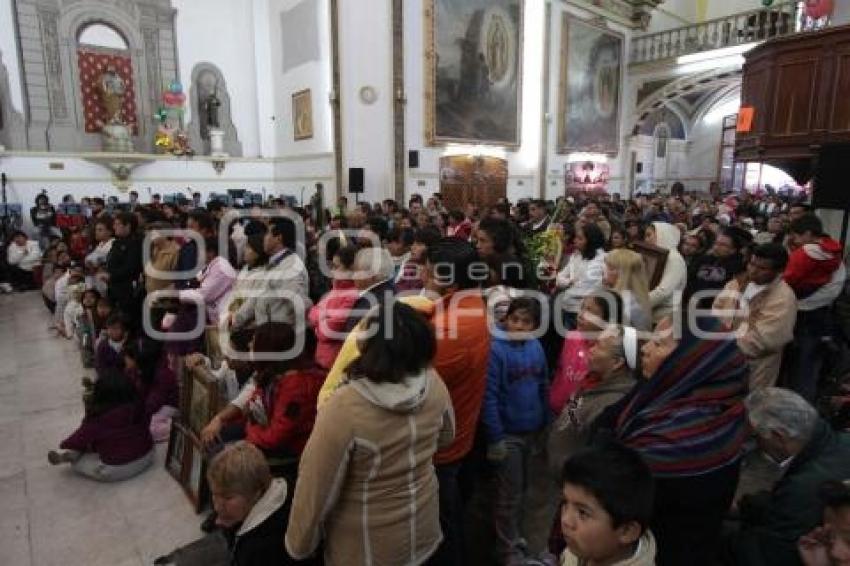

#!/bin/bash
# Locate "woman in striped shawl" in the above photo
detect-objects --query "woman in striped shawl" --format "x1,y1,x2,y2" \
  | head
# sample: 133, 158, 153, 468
599, 315, 748, 566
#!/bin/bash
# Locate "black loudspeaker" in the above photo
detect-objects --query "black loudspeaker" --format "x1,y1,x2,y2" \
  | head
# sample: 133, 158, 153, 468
409, 150, 420, 169
349, 167, 364, 194
635, 162, 643, 174
814, 145, 850, 209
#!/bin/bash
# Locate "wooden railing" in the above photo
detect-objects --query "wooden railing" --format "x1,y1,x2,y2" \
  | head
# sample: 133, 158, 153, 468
631, 2, 805, 65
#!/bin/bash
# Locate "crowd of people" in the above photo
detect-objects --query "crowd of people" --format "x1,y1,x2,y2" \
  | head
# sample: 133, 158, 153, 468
2, 185, 850, 566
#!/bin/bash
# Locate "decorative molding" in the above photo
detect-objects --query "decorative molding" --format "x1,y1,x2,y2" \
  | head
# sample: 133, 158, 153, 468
37, 8, 67, 120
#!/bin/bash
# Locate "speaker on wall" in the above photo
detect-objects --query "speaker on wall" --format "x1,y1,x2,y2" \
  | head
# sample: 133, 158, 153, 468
635, 162, 643, 174
409, 150, 420, 169
349, 167, 364, 194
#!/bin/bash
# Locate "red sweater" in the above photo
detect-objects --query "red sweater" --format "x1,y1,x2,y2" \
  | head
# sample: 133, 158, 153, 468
784, 236, 843, 298
308, 280, 358, 369
245, 368, 325, 456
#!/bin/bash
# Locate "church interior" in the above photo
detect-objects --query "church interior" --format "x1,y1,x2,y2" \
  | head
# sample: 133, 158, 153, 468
2, 0, 850, 565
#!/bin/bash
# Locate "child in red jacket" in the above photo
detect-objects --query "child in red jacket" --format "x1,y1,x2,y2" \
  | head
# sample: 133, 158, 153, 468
784, 214, 843, 299
200, 322, 324, 460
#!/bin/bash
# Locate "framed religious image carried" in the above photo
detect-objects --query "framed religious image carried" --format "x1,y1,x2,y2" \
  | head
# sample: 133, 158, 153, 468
292, 89, 313, 141
187, 367, 219, 438
165, 420, 187, 483
632, 241, 669, 290
166, 422, 208, 512
425, 0, 524, 146
557, 15, 624, 155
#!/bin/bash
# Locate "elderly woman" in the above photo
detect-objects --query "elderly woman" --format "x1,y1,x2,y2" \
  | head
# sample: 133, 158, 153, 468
286, 302, 455, 565
598, 316, 748, 566
547, 324, 636, 476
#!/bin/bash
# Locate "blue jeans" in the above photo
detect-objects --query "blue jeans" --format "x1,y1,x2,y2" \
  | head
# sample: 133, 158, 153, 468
492, 434, 534, 566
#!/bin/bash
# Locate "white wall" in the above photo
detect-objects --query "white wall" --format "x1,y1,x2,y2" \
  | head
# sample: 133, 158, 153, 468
267, 0, 335, 198
172, 0, 263, 157
338, 0, 394, 205
0, 0, 24, 113
643, 0, 697, 34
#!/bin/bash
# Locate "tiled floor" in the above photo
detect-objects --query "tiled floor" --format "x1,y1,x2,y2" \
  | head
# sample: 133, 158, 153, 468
0, 292, 201, 566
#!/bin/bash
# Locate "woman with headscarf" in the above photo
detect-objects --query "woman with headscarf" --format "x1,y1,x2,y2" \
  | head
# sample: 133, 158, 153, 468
596, 316, 748, 566
644, 222, 687, 323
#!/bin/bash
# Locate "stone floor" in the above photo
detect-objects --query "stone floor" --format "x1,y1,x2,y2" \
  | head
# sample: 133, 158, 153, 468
0, 292, 200, 566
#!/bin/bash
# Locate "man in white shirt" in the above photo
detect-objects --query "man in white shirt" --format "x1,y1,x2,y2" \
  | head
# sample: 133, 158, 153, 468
230, 218, 311, 330
6, 230, 41, 291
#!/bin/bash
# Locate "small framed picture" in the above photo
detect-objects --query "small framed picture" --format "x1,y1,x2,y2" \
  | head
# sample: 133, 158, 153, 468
632, 241, 670, 290
165, 420, 187, 482
188, 368, 219, 438
292, 89, 313, 141
165, 422, 208, 513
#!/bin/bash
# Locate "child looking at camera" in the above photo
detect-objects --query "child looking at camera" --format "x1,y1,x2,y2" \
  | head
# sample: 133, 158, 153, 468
559, 442, 657, 566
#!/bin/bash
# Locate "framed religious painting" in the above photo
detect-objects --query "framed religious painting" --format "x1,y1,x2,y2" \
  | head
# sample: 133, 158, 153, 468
557, 15, 624, 155
632, 241, 669, 290
187, 367, 220, 438
165, 420, 187, 483
292, 89, 314, 141
425, 0, 524, 146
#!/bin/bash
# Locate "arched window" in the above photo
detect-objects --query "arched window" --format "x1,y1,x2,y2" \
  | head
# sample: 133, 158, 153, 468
78, 23, 128, 51
655, 124, 670, 159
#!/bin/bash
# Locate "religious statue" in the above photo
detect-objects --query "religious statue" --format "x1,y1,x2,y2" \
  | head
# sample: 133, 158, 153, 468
204, 90, 221, 130
97, 64, 126, 125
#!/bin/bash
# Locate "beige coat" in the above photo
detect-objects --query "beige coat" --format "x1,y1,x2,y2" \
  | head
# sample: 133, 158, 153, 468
712, 277, 797, 390
285, 368, 455, 566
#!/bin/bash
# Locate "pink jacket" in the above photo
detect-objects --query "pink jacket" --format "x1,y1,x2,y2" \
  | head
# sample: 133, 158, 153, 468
179, 256, 237, 324
549, 331, 592, 415
308, 279, 359, 369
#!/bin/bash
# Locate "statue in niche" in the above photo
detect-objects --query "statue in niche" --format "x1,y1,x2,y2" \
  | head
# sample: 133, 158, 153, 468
204, 90, 221, 130
97, 64, 127, 125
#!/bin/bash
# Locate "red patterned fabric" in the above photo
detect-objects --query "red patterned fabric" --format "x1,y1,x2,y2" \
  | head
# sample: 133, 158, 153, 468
77, 49, 138, 134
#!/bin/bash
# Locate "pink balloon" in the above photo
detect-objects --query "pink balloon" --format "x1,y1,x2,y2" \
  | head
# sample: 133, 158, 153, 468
805, 0, 834, 19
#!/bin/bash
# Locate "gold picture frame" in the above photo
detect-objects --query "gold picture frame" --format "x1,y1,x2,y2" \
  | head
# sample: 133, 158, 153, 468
292, 88, 314, 141
424, 0, 524, 147
557, 14, 624, 155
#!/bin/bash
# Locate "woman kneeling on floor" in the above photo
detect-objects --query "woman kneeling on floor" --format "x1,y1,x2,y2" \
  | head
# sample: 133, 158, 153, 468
47, 368, 154, 482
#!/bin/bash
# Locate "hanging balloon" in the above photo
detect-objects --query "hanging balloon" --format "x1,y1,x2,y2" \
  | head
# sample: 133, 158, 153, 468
805, 0, 834, 19
169, 80, 183, 94
761, 0, 774, 6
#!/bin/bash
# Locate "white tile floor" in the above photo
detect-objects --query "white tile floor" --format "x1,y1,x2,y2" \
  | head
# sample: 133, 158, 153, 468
0, 292, 202, 566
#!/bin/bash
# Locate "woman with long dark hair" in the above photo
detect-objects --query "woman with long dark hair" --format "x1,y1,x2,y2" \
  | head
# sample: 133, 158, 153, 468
555, 222, 607, 325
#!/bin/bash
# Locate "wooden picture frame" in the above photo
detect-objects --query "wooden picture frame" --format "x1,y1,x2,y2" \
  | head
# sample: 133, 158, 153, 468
632, 241, 669, 290
424, 0, 524, 147
292, 89, 313, 141
165, 422, 209, 513
557, 14, 624, 155
165, 420, 187, 483
188, 367, 220, 438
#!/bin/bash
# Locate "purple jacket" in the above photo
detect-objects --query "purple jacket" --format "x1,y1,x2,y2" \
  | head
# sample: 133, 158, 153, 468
60, 403, 153, 465
129, 360, 179, 418
95, 338, 124, 375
